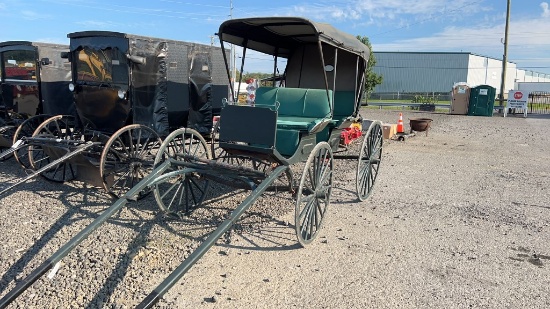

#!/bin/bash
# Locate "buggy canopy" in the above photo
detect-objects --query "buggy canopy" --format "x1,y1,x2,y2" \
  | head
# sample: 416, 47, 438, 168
217, 17, 369, 60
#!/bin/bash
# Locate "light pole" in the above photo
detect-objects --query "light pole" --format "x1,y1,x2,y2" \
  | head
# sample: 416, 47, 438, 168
499, 0, 511, 106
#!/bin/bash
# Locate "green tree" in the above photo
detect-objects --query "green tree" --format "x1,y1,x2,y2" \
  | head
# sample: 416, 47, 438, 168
356, 35, 383, 99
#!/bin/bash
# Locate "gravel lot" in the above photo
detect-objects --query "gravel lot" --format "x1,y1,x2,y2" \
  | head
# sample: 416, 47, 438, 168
0, 108, 549, 308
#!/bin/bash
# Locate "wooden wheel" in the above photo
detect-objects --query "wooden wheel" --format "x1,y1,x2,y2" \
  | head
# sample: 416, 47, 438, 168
13, 114, 52, 169
356, 120, 383, 201
295, 142, 333, 246
28, 115, 80, 182
153, 128, 211, 215
100, 124, 162, 199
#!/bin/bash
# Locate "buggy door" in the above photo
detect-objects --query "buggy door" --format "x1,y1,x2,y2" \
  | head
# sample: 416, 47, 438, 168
0, 47, 40, 118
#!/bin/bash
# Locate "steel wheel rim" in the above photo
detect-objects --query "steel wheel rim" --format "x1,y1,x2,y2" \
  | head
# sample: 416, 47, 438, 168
100, 124, 161, 199
356, 121, 383, 201
154, 128, 211, 214
28, 115, 79, 182
13, 115, 51, 169
295, 142, 333, 246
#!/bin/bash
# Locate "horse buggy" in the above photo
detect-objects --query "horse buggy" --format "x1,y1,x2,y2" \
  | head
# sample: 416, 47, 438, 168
0, 31, 228, 198
0, 41, 73, 166
0, 17, 383, 308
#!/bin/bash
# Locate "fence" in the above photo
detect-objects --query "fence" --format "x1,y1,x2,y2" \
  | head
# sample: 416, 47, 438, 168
529, 92, 550, 114
370, 92, 452, 103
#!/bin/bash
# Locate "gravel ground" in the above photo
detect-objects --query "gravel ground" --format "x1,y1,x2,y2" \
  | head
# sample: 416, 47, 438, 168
0, 108, 549, 308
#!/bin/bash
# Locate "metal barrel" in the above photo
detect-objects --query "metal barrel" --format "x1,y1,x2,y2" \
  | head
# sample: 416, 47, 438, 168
0, 160, 171, 308
136, 165, 288, 309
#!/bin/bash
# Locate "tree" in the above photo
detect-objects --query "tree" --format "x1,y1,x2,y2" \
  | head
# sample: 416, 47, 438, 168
356, 35, 383, 99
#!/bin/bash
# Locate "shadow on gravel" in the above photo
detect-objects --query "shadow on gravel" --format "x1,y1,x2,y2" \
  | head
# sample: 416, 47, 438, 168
0, 184, 113, 295
1, 159, 361, 306
79, 181, 294, 306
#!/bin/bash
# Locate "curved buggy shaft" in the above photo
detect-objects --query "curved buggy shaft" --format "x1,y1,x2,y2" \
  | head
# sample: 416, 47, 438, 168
136, 165, 288, 309
0, 140, 100, 198
0, 160, 171, 308
0, 156, 287, 308
0, 139, 26, 161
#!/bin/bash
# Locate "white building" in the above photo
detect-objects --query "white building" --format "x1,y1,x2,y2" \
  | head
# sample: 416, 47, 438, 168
372, 52, 550, 94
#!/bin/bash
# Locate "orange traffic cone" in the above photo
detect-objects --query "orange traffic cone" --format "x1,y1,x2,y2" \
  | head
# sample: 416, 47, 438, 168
397, 112, 404, 133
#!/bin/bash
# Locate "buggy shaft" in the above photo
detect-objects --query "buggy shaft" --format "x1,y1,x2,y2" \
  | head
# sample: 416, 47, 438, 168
136, 165, 289, 309
0, 142, 100, 198
0, 160, 171, 308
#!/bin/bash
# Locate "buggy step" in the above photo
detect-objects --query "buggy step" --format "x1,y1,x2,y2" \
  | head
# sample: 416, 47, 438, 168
0, 141, 101, 197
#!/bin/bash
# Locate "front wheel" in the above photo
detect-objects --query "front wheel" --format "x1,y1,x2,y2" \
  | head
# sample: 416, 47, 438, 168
100, 124, 162, 199
153, 128, 211, 215
356, 120, 383, 201
295, 142, 333, 246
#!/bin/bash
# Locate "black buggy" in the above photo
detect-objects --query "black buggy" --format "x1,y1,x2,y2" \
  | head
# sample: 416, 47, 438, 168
0, 31, 228, 198
0, 41, 72, 166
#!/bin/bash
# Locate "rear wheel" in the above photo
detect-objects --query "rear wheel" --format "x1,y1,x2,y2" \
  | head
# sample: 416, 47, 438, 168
28, 115, 80, 182
356, 120, 383, 201
13, 114, 52, 169
153, 128, 211, 215
295, 142, 333, 246
100, 124, 162, 199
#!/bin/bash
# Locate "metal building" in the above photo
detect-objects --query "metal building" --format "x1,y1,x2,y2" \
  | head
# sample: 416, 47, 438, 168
372, 51, 550, 95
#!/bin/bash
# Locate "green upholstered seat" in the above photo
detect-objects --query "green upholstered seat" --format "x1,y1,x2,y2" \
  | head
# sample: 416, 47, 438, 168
254, 87, 333, 156
332, 91, 356, 125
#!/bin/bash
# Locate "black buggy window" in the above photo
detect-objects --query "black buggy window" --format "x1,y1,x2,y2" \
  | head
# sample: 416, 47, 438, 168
75, 47, 128, 84
3, 50, 36, 80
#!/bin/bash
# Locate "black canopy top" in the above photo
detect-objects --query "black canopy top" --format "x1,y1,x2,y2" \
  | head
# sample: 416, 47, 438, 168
218, 17, 369, 60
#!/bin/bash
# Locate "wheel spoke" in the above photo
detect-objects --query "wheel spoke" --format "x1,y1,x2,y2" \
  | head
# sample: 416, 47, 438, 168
296, 142, 332, 245
356, 122, 383, 201
153, 128, 210, 213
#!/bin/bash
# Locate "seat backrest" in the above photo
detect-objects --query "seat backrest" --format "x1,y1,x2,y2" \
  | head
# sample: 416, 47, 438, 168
254, 87, 332, 119
275, 88, 308, 117
303, 89, 332, 118
255, 87, 278, 107
333, 91, 356, 118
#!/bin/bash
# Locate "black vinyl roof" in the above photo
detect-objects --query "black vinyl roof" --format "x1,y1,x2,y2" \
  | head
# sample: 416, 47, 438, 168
0, 41, 32, 48
218, 17, 369, 59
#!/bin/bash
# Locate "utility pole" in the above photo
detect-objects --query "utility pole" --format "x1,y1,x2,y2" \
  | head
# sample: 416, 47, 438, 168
499, 0, 511, 106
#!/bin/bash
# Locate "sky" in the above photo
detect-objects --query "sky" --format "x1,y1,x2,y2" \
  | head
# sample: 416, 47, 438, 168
1, 0, 549, 74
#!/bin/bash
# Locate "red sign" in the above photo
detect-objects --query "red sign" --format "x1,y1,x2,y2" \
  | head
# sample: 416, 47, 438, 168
514, 92, 523, 100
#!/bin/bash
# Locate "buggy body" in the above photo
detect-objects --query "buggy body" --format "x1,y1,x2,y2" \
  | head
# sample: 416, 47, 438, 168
0, 41, 72, 149
216, 17, 372, 162
66, 31, 229, 137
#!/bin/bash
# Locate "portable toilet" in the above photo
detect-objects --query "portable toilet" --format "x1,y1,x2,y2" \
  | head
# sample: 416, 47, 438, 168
450, 82, 470, 115
468, 85, 496, 117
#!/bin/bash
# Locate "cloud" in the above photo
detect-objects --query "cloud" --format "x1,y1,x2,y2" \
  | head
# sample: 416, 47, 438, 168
542, 2, 550, 17
75, 20, 119, 29
371, 16, 550, 72
21, 10, 50, 20
289, 0, 489, 24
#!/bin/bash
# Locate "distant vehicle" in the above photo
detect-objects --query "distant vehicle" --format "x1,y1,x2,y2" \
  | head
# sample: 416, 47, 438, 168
0, 41, 73, 164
